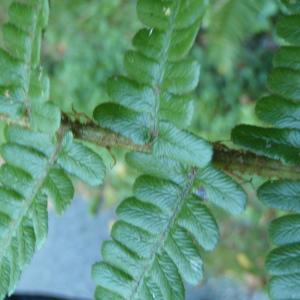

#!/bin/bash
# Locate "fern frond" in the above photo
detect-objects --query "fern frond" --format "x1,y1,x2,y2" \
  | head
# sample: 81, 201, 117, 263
231, 3, 300, 299
92, 1, 247, 299
0, 1, 108, 297
0, 125, 105, 299
93, 174, 217, 299
93, 0, 207, 142
93, 153, 246, 300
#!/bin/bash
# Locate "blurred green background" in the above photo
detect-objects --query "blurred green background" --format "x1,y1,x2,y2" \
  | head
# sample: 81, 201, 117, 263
0, 0, 283, 293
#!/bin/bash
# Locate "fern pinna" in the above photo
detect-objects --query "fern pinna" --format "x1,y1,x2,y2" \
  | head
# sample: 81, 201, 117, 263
0, 1, 106, 298
92, 1, 246, 299
232, 2, 300, 299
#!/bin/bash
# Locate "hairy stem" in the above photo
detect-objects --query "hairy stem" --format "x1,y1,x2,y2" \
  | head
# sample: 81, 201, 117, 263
71, 120, 300, 180
212, 143, 300, 180
2, 113, 299, 180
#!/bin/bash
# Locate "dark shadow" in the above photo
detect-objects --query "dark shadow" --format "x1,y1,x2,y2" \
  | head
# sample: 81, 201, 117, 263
6, 295, 88, 300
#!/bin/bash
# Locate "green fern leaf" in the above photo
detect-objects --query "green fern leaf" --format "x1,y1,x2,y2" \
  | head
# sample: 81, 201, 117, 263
93, 0, 207, 145
0, 0, 48, 119
57, 132, 106, 186
232, 125, 300, 164
269, 214, 300, 246
269, 274, 300, 300
0, 125, 105, 299
93, 173, 218, 300
231, 4, 300, 299
44, 168, 74, 215
258, 180, 300, 212
0, 1, 109, 297
266, 243, 300, 276
277, 14, 300, 45
196, 166, 247, 215
256, 95, 300, 129
93, 150, 248, 299
126, 152, 187, 184
154, 121, 212, 167
92, 1, 248, 299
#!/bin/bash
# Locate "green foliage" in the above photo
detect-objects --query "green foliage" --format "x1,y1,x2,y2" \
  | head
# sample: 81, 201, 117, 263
93, 152, 246, 299
0, 0, 291, 299
92, 1, 246, 299
206, 0, 276, 74
0, 125, 105, 299
45, 0, 138, 117
93, 0, 207, 141
231, 3, 300, 299
0, 1, 106, 298
197, 166, 246, 215
0, 0, 60, 133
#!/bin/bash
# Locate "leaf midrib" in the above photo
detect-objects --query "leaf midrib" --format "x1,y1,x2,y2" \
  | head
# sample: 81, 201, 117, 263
128, 168, 197, 299
150, 1, 180, 138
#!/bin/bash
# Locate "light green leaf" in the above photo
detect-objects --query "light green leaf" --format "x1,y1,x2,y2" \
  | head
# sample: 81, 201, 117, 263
5, 125, 54, 157
274, 46, 300, 71
154, 121, 212, 168
269, 214, 300, 246
256, 95, 300, 129
160, 93, 194, 128
93, 174, 218, 299
107, 76, 155, 113
258, 180, 300, 212
30, 192, 48, 247
126, 152, 186, 184
30, 102, 61, 134
178, 195, 219, 250
266, 243, 300, 276
93, 103, 152, 145
44, 168, 74, 214
269, 274, 300, 300
58, 132, 106, 186
162, 60, 200, 95
268, 68, 300, 102
196, 165, 247, 215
